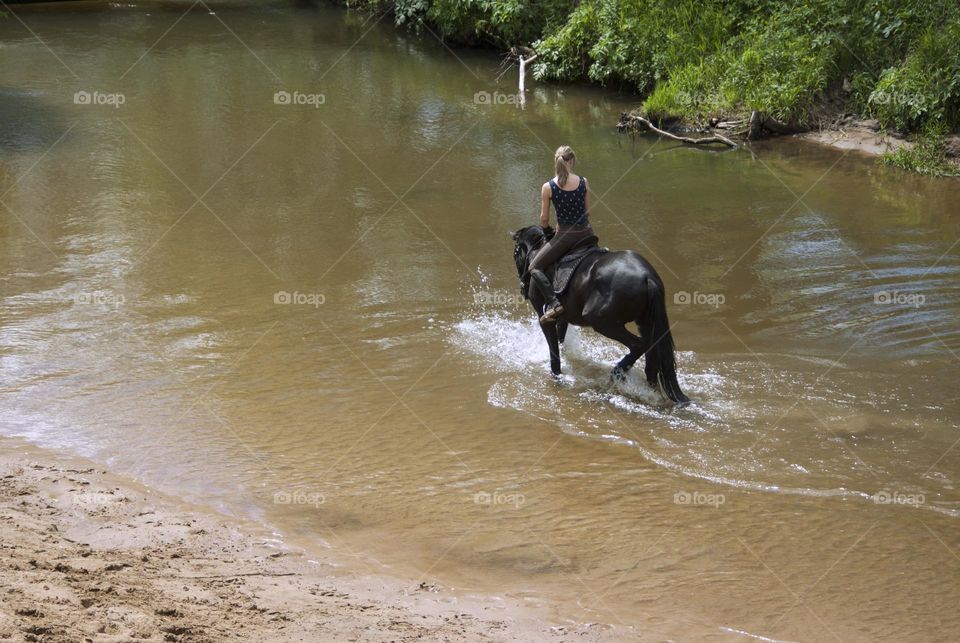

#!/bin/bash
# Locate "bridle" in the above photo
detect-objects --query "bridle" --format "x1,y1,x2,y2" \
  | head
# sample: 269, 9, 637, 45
513, 241, 529, 277
513, 227, 546, 299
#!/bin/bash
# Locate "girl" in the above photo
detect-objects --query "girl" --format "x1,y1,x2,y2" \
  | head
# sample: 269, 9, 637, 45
527, 145, 597, 323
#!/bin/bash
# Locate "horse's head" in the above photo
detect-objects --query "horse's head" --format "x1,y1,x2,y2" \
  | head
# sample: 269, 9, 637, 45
511, 225, 553, 278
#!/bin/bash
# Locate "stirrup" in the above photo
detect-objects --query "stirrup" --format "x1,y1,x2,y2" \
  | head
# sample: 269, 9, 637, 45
539, 304, 564, 324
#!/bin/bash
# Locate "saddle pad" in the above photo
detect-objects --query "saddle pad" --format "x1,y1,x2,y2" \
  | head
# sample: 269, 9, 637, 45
552, 246, 608, 295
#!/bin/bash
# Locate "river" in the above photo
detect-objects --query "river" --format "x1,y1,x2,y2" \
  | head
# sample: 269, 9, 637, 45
2, 2, 959, 640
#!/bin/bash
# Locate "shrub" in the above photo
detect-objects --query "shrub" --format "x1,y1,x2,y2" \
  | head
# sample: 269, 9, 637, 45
532, 2, 603, 83
869, 23, 960, 131
880, 123, 960, 177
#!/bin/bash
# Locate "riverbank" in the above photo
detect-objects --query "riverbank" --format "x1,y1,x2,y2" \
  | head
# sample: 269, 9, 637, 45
795, 117, 910, 156
617, 109, 960, 172
0, 438, 618, 642
336, 0, 959, 175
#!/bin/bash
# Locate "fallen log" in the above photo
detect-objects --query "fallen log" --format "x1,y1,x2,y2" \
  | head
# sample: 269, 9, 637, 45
747, 110, 806, 139
618, 114, 738, 149
714, 119, 745, 129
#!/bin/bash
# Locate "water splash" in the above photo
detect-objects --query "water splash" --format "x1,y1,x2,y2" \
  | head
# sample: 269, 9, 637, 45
451, 310, 960, 518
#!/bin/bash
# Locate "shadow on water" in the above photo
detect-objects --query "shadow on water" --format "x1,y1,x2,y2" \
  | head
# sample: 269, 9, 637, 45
0, 89, 73, 155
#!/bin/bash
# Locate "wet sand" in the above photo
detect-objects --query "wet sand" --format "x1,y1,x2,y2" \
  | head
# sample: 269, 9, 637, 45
796, 119, 910, 156
0, 438, 619, 642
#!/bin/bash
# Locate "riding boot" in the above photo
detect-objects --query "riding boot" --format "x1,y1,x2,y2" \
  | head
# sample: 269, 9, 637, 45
529, 269, 564, 324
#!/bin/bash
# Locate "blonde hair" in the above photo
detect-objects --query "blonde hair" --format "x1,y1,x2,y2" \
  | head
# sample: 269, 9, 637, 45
554, 145, 576, 188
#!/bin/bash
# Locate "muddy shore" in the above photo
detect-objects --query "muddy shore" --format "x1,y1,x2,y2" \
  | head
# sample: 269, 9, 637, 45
793, 118, 913, 156
0, 438, 620, 642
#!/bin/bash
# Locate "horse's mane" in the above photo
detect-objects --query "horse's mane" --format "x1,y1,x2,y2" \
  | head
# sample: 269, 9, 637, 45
512, 225, 553, 249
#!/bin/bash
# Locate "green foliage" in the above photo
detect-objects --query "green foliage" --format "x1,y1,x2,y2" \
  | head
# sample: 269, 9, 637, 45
534, 0, 735, 91
376, 0, 572, 47
868, 23, 960, 131
643, 56, 734, 123
880, 123, 960, 177
721, 22, 829, 123
392, 0, 429, 27
532, 2, 602, 83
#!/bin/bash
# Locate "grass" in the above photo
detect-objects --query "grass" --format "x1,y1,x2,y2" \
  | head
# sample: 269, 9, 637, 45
880, 124, 960, 177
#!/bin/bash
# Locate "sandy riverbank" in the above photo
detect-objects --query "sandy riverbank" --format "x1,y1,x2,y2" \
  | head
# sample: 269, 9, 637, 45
774, 120, 912, 157
0, 439, 619, 642
794, 118, 911, 156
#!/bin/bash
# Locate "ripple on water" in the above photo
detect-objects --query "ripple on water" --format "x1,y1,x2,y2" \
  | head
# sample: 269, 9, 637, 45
452, 310, 960, 518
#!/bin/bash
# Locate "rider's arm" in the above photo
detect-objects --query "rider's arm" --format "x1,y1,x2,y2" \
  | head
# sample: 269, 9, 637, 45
539, 183, 551, 228
584, 177, 591, 218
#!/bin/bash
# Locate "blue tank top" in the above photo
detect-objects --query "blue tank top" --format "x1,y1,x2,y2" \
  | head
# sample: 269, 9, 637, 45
549, 176, 588, 226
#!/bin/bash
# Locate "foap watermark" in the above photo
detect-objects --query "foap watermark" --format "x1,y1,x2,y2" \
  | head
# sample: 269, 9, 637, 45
874, 290, 925, 308
869, 89, 924, 107
674, 290, 725, 308
71, 491, 124, 510
273, 489, 325, 508
473, 90, 522, 106
674, 490, 725, 508
473, 290, 525, 306
74, 90, 126, 108
274, 291, 325, 308
873, 489, 925, 507
674, 90, 716, 105
273, 90, 325, 108
473, 490, 525, 509
72, 291, 125, 308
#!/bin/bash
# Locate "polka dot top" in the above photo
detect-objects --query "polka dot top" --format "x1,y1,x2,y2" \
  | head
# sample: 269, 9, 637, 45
549, 176, 588, 227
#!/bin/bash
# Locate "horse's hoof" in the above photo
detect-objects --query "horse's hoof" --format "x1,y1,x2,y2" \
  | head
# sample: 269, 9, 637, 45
611, 366, 627, 382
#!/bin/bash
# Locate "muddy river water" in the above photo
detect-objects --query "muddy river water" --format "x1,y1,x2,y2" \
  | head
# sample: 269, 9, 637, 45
2, 2, 959, 639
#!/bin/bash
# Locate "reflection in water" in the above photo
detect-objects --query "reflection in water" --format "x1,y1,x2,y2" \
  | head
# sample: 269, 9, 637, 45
1, 2, 959, 639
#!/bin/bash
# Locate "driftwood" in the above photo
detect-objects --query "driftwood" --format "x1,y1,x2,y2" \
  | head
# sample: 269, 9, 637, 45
618, 114, 738, 148
495, 47, 538, 109
747, 110, 805, 138
518, 53, 537, 108
713, 119, 745, 130
619, 110, 809, 144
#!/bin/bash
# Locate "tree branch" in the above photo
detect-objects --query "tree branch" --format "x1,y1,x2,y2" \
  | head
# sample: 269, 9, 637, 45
618, 114, 738, 148
518, 54, 537, 108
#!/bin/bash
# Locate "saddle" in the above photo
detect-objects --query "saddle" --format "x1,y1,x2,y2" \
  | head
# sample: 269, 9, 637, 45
549, 236, 608, 296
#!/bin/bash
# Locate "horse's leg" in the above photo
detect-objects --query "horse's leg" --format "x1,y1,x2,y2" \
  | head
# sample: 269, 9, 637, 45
528, 293, 563, 375
644, 353, 658, 389
557, 319, 569, 345
594, 324, 645, 381
541, 322, 562, 375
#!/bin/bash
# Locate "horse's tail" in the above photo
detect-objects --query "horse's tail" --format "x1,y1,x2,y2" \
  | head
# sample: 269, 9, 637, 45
640, 277, 690, 406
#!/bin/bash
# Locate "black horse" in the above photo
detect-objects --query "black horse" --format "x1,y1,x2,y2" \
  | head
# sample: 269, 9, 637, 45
512, 226, 689, 405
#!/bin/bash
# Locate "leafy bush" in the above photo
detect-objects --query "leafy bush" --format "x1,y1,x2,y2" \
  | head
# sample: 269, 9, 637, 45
642, 56, 734, 123
720, 22, 830, 123
535, 0, 735, 92
532, 2, 602, 83
880, 123, 960, 177
869, 23, 960, 130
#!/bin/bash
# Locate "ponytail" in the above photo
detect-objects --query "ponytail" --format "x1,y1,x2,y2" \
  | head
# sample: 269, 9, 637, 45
554, 145, 575, 187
